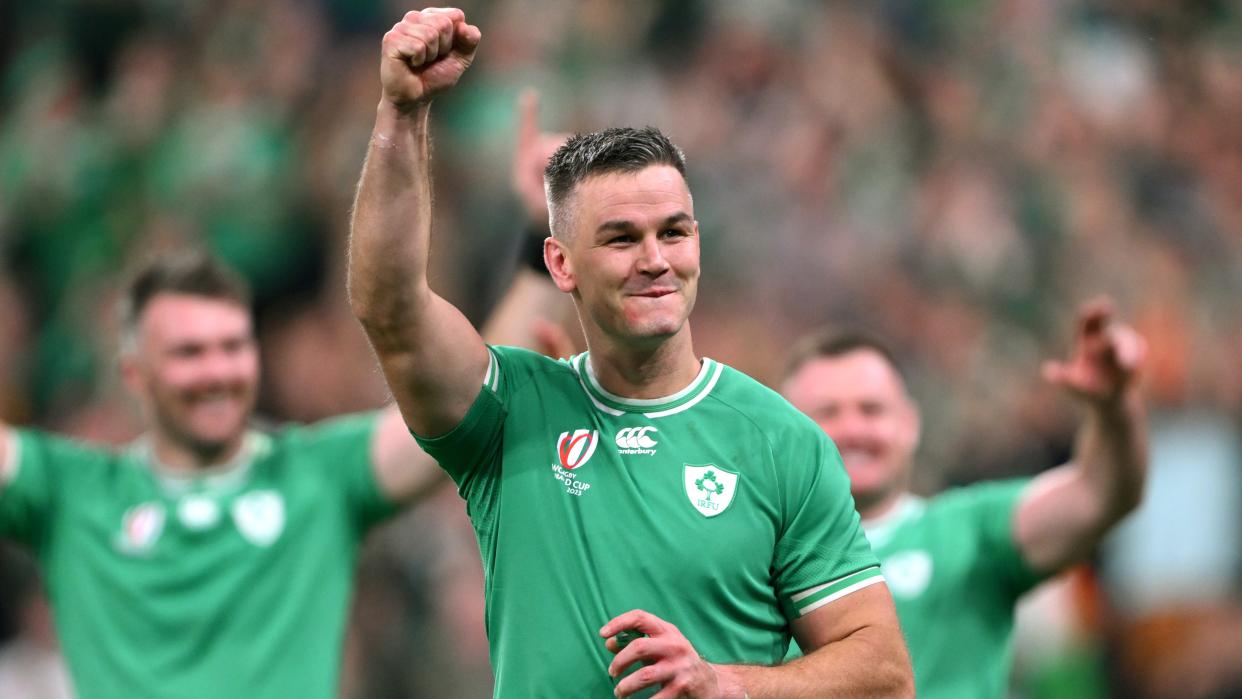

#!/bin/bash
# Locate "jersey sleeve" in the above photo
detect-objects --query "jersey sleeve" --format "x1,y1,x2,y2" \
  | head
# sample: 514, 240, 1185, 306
292, 412, 398, 532
961, 478, 1050, 596
0, 429, 102, 550
413, 346, 542, 502
772, 429, 883, 621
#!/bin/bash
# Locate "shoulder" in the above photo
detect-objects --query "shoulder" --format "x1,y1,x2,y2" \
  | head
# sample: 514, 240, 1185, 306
706, 363, 827, 446
489, 345, 576, 391
12, 428, 116, 468
491, 345, 573, 375
256, 413, 380, 465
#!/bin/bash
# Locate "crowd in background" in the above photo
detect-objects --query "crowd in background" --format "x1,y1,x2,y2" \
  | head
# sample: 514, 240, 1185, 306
1, 0, 1239, 697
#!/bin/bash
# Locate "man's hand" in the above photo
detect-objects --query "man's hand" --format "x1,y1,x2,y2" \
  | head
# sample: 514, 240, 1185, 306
380, 8, 481, 113
1041, 297, 1146, 407
601, 610, 746, 699
512, 89, 571, 223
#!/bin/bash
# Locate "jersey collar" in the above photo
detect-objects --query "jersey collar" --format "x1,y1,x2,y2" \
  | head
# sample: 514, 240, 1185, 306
132, 430, 272, 496
571, 352, 723, 418
861, 494, 925, 549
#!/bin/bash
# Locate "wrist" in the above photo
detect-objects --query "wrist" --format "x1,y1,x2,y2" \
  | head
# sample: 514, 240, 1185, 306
375, 100, 430, 129
1089, 384, 1144, 418
518, 224, 551, 277
711, 664, 750, 699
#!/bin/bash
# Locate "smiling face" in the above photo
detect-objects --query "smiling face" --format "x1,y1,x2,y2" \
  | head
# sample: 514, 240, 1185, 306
546, 165, 700, 347
781, 348, 921, 516
121, 293, 259, 461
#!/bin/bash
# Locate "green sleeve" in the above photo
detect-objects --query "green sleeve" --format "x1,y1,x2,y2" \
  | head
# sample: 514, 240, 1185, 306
772, 428, 882, 621
292, 412, 398, 532
0, 429, 103, 550
965, 478, 1050, 597
413, 346, 544, 503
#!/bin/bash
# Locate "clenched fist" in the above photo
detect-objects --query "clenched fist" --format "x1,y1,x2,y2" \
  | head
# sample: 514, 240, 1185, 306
381, 8, 481, 113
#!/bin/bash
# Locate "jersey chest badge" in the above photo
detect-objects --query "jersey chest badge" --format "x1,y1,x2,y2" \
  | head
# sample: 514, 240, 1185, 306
882, 550, 934, 599
683, 464, 739, 517
232, 490, 286, 547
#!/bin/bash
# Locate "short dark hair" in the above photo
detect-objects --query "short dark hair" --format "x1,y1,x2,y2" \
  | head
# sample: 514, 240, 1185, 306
783, 330, 909, 386
544, 126, 688, 237
118, 249, 251, 351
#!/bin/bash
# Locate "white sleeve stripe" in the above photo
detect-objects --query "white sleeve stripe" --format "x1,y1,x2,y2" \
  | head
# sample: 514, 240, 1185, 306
1, 431, 20, 486
797, 576, 885, 616
791, 566, 880, 603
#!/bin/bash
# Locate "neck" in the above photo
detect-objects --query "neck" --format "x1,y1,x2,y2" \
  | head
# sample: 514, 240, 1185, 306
585, 327, 700, 399
149, 430, 246, 475
857, 488, 909, 523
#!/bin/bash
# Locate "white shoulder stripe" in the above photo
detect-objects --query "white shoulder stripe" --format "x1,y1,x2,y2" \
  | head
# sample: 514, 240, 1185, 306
1, 431, 20, 486
483, 348, 499, 392
798, 576, 885, 616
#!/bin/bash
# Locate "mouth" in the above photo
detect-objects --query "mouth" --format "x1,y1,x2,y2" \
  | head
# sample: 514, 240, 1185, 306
838, 446, 880, 468
629, 288, 677, 298
186, 389, 245, 415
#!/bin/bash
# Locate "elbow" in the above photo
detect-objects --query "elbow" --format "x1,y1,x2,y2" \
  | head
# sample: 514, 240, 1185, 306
860, 630, 914, 699
1119, 478, 1146, 517
1108, 459, 1149, 522
886, 650, 915, 699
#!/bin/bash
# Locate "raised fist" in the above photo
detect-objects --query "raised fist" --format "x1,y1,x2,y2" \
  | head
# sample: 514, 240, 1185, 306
380, 8, 481, 112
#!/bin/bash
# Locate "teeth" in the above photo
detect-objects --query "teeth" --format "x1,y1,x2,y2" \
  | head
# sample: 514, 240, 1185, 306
839, 448, 873, 463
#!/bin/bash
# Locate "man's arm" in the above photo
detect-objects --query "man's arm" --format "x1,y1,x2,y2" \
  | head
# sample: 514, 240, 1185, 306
1014, 298, 1149, 572
348, 8, 487, 438
601, 586, 913, 698
365, 86, 575, 503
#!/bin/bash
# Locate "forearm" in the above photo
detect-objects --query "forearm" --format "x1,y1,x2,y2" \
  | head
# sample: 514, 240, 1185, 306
719, 626, 912, 699
1018, 386, 1149, 570
1074, 386, 1148, 522
348, 102, 435, 347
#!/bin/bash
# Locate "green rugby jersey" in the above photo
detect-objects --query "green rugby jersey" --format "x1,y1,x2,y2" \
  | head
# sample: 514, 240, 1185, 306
0, 413, 396, 699
787, 479, 1049, 698
415, 346, 881, 698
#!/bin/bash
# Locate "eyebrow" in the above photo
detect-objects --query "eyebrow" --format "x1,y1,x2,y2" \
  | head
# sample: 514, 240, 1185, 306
596, 212, 693, 236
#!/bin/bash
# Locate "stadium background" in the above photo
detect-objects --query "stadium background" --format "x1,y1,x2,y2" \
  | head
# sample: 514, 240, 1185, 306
0, 0, 1239, 696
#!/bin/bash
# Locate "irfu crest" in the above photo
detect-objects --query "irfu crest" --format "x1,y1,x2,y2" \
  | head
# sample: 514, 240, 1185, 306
683, 464, 739, 517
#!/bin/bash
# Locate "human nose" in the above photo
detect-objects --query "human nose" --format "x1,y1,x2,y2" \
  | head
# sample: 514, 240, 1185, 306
824, 411, 864, 443
635, 235, 670, 276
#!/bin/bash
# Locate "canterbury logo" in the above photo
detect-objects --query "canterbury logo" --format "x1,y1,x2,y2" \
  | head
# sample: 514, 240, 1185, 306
557, 429, 599, 470
615, 426, 658, 455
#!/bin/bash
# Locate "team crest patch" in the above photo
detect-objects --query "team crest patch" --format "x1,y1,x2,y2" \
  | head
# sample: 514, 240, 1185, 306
882, 550, 934, 599
683, 464, 739, 517
117, 502, 165, 553
232, 490, 285, 547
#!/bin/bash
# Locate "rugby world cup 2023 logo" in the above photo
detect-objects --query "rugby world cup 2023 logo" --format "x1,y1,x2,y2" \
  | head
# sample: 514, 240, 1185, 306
553, 429, 598, 497
556, 429, 599, 470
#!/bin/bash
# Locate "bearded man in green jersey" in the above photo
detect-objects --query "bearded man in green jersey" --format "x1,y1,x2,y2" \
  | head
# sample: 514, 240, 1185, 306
0, 250, 444, 698
348, 8, 913, 698
0, 236, 563, 693
780, 300, 1149, 698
